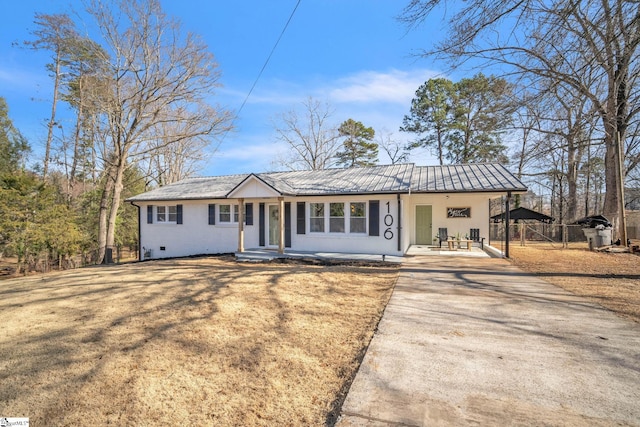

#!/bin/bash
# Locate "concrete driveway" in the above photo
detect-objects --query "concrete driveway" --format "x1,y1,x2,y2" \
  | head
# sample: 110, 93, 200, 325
337, 255, 640, 426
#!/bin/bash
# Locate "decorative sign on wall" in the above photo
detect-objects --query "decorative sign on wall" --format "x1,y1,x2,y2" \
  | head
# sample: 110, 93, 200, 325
447, 207, 471, 218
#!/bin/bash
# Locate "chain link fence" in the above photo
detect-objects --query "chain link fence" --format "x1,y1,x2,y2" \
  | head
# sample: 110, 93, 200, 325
489, 223, 593, 249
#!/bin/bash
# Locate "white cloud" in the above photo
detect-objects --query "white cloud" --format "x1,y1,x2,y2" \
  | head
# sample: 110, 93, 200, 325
227, 68, 441, 108
208, 67, 445, 175
328, 68, 440, 105
206, 132, 282, 175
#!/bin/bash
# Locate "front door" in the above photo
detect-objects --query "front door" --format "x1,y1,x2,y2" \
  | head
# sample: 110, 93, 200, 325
268, 204, 280, 247
415, 205, 433, 245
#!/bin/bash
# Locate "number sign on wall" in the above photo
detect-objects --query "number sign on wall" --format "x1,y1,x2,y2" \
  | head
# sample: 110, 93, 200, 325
384, 201, 394, 240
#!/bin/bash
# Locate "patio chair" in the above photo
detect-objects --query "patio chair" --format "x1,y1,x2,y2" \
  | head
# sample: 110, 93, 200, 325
470, 228, 485, 249
438, 228, 448, 248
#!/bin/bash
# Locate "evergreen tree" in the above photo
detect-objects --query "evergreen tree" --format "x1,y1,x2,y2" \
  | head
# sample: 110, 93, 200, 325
447, 74, 512, 164
24, 13, 80, 179
402, 74, 512, 164
335, 119, 378, 167
401, 78, 454, 165
0, 172, 84, 273
0, 97, 30, 175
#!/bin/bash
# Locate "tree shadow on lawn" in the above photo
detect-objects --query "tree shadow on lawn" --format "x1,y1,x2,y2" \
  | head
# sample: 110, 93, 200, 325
0, 257, 397, 426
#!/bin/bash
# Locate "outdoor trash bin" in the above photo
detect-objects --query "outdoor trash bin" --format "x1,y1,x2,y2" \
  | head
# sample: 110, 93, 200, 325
597, 228, 612, 246
583, 226, 612, 248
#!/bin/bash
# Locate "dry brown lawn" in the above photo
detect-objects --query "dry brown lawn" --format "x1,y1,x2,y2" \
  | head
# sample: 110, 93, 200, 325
0, 256, 398, 426
508, 242, 640, 323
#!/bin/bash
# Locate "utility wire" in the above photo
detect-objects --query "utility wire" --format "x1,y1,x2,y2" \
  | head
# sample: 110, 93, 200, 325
219, 0, 302, 145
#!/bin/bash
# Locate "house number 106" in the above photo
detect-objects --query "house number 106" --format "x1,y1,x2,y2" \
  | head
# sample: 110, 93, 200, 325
384, 201, 394, 240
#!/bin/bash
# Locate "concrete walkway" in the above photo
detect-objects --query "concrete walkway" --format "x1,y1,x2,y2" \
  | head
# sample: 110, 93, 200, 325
337, 255, 640, 426
235, 248, 404, 263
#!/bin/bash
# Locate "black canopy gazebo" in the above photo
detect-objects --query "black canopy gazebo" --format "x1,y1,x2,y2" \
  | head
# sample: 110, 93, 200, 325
491, 207, 554, 224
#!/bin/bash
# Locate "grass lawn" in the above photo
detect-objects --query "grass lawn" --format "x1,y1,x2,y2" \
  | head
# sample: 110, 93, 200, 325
508, 243, 640, 323
0, 256, 398, 426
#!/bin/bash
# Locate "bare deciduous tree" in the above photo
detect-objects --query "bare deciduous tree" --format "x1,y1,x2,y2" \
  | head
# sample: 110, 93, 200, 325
143, 116, 212, 186
377, 130, 410, 164
272, 97, 340, 171
88, 0, 232, 262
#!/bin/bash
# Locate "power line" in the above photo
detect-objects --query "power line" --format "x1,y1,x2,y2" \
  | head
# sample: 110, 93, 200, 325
219, 0, 302, 145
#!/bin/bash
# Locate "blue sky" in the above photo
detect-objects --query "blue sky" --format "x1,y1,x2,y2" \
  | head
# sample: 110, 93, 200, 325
0, 0, 457, 176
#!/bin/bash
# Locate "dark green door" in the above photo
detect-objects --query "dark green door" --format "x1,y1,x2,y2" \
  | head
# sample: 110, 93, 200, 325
415, 205, 432, 245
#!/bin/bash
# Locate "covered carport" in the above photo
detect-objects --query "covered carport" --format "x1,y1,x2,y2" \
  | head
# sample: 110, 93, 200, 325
490, 207, 555, 255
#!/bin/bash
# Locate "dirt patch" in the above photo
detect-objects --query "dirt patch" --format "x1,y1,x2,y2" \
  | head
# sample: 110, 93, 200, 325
508, 242, 640, 323
0, 256, 398, 425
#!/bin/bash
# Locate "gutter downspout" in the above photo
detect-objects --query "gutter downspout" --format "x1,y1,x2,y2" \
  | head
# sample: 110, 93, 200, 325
397, 193, 402, 252
129, 201, 142, 261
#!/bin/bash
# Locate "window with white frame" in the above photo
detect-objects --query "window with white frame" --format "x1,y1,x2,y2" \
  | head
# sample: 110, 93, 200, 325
329, 202, 345, 233
350, 202, 366, 233
308, 201, 369, 234
310, 203, 325, 232
157, 205, 177, 223
219, 204, 239, 223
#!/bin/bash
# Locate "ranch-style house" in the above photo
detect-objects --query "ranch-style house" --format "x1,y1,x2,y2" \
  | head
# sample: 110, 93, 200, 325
126, 163, 527, 259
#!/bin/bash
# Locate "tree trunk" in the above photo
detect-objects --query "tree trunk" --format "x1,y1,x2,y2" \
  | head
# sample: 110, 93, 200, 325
566, 137, 580, 222
585, 140, 591, 217
97, 167, 115, 264
602, 52, 630, 241
602, 120, 622, 236
69, 77, 84, 199
105, 161, 125, 256
603, 142, 623, 237
43, 47, 62, 180
437, 130, 444, 165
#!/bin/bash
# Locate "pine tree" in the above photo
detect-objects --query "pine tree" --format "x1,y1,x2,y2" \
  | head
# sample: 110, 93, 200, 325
335, 119, 378, 167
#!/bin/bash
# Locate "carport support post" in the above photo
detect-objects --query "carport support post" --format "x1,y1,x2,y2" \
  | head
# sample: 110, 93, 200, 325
238, 198, 245, 253
505, 192, 511, 258
278, 197, 285, 254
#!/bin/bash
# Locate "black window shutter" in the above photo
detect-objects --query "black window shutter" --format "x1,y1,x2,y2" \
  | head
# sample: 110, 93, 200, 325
296, 202, 305, 234
208, 204, 216, 225
245, 203, 254, 225
147, 205, 153, 224
259, 203, 265, 246
369, 200, 379, 236
285, 202, 292, 248
176, 204, 183, 224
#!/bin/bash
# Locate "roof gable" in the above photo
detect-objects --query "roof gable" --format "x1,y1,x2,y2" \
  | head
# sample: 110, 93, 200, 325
226, 174, 283, 198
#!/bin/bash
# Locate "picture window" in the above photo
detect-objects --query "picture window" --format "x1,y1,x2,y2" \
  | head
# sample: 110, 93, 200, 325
329, 202, 345, 233
350, 202, 366, 233
310, 203, 325, 233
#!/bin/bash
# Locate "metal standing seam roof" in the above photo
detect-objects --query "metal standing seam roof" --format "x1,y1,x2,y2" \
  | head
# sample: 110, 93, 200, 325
259, 163, 414, 195
126, 174, 247, 201
126, 163, 526, 202
411, 164, 527, 193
